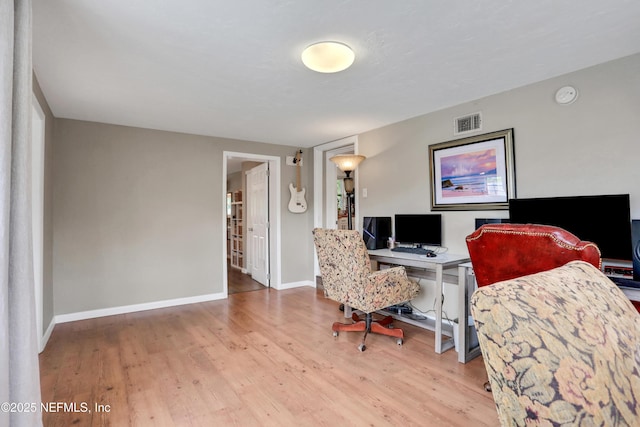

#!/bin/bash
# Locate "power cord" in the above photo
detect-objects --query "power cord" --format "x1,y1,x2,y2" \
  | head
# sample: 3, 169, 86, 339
432, 246, 449, 255
407, 278, 455, 324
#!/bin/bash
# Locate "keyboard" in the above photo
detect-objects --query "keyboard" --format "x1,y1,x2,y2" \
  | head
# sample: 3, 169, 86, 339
391, 246, 435, 256
609, 276, 640, 289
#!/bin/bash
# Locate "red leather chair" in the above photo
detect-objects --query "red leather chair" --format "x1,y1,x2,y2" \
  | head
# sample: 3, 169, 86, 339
466, 223, 601, 288
465, 223, 601, 391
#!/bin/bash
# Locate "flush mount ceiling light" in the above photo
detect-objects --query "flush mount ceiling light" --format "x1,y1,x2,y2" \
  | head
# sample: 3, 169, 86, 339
301, 41, 355, 73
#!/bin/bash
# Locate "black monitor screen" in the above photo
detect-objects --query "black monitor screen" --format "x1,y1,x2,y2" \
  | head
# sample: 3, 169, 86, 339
509, 194, 632, 261
394, 214, 442, 247
475, 218, 509, 229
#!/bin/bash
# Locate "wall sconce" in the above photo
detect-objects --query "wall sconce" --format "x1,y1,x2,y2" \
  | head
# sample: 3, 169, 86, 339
330, 154, 366, 230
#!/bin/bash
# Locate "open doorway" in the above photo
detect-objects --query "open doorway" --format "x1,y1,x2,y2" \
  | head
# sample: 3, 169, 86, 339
223, 152, 281, 295
312, 136, 361, 277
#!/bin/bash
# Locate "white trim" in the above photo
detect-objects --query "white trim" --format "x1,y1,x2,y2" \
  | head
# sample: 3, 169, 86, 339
40, 318, 56, 352
47, 280, 314, 335
55, 292, 227, 324
223, 151, 281, 293
312, 135, 360, 277
324, 145, 353, 230
313, 136, 358, 230
274, 280, 316, 290
31, 94, 46, 353
222, 159, 230, 295
244, 168, 252, 274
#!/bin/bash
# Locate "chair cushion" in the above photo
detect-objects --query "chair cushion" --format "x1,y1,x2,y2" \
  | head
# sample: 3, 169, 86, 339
471, 261, 640, 426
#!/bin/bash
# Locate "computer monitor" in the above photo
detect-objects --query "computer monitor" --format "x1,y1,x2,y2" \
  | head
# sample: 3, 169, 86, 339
394, 214, 442, 247
362, 217, 391, 250
509, 194, 632, 261
475, 218, 509, 229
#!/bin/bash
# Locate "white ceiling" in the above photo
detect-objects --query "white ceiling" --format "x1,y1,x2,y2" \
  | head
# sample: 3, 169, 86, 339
32, 1, 640, 148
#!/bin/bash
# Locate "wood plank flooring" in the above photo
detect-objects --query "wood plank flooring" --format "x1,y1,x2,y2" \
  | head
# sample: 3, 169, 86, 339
227, 260, 265, 294
39, 287, 498, 426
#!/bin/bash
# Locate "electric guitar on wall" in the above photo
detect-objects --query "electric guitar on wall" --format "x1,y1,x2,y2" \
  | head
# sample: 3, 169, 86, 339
288, 150, 307, 213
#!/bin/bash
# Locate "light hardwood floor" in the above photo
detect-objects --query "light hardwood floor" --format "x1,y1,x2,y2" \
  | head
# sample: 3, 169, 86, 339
39, 287, 498, 426
227, 259, 265, 294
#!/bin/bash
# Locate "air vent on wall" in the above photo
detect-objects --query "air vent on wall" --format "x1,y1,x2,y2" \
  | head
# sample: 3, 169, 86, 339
454, 112, 482, 135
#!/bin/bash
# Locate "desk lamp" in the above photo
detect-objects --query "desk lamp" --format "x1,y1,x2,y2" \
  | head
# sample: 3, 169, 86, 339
329, 154, 365, 230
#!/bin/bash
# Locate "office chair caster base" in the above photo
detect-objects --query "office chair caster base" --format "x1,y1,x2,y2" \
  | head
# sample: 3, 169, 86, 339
331, 313, 405, 350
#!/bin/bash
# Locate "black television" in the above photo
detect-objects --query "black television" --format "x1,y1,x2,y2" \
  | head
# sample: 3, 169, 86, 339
508, 194, 632, 261
394, 214, 442, 247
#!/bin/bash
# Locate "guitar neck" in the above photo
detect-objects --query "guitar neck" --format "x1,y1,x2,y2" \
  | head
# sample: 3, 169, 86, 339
295, 152, 302, 190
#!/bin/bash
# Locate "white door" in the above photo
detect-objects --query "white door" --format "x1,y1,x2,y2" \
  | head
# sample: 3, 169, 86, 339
247, 163, 269, 286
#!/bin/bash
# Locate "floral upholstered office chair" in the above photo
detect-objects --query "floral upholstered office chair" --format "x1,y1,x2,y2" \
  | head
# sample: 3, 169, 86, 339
466, 223, 602, 392
470, 261, 640, 426
466, 224, 640, 426
312, 228, 420, 351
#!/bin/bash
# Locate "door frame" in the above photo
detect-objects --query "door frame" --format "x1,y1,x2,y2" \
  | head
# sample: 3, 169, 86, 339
246, 162, 270, 287
324, 145, 354, 231
31, 94, 46, 353
313, 135, 361, 276
223, 151, 281, 295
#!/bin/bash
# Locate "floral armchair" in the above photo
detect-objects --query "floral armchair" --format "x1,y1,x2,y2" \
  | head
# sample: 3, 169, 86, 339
466, 223, 604, 393
470, 261, 640, 426
312, 228, 420, 351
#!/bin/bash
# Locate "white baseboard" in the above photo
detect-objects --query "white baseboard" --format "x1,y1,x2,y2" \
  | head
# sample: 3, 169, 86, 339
275, 280, 315, 290
48, 282, 316, 335
55, 292, 227, 324
38, 317, 56, 353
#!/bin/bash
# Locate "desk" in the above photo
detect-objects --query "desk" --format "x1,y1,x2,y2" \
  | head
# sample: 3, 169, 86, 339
457, 262, 482, 363
368, 249, 470, 354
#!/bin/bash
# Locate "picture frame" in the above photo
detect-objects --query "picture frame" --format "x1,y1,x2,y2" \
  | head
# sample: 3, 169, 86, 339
429, 128, 516, 211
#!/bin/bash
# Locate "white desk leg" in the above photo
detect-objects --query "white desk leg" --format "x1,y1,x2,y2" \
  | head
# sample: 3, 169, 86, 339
435, 265, 444, 353
457, 265, 467, 363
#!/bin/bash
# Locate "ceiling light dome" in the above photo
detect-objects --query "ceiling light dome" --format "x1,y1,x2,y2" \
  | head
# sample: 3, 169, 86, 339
301, 41, 355, 73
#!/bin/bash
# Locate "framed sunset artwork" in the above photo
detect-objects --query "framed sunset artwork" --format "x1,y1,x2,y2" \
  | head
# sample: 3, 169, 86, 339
429, 128, 516, 210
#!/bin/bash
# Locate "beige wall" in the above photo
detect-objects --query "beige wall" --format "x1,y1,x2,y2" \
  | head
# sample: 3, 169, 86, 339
357, 53, 640, 319
227, 171, 242, 193
358, 53, 640, 254
47, 53, 640, 317
52, 119, 314, 315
